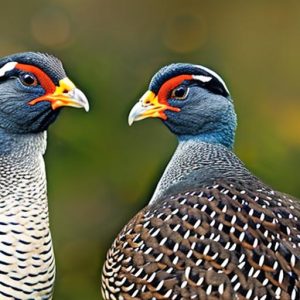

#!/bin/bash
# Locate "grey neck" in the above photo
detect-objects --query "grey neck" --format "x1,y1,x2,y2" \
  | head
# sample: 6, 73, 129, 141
0, 130, 48, 206
0, 128, 47, 157
149, 139, 254, 204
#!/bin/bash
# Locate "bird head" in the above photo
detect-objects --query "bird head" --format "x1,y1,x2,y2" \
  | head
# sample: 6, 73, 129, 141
128, 63, 237, 148
0, 52, 89, 134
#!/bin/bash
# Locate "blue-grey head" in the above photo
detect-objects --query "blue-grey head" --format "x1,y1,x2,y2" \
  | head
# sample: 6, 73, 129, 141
128, 63, 237, 149
0, 52, 89, 134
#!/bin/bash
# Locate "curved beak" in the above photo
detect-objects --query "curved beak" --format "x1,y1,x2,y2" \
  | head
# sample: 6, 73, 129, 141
29, 77, 89, 112
128, 90, 179, 125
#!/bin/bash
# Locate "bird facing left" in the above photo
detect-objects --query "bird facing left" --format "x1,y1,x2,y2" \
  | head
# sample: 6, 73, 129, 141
0, 52, 89, 299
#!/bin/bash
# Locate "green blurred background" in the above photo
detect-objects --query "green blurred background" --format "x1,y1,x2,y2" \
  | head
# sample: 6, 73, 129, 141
2, 0, 300, 298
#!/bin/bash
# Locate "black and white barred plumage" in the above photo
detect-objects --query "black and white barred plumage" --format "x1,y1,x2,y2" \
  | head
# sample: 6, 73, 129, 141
0, 133, 55, 299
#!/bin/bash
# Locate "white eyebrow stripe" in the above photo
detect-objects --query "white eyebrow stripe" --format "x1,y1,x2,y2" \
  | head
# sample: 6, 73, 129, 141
0, 62, 17, 77
192, 75, 212, 83
194, 65, 230, 95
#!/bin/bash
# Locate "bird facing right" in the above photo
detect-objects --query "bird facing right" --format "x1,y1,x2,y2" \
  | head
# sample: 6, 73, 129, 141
102, 63, 300, 300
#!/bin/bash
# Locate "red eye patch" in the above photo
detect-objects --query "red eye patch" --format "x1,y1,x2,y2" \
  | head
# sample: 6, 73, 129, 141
157, 74, 192, 105
15, 63, 56, 94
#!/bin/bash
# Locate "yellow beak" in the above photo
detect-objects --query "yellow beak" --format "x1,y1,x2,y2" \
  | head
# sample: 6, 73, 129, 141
128, 90, 179, 125
29, 77, 89, 112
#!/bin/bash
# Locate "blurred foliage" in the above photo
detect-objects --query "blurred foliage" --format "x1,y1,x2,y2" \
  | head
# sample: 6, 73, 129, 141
2, 0, 300, 299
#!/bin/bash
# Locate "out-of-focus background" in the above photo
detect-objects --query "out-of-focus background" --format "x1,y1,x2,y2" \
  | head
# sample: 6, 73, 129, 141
3, 1, 300, 298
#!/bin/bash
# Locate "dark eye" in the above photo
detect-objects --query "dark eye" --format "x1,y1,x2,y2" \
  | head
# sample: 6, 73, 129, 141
19, 73, 38, 87
171, 86, 189, 99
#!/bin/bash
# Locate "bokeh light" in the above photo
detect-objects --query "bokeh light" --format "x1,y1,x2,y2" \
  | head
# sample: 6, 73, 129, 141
163, 13, 207, 53
31, 6, 71, 47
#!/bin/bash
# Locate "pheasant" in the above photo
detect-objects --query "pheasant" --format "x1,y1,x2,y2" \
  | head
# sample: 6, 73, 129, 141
0, 52, 88, 299
102, 63, 300, 299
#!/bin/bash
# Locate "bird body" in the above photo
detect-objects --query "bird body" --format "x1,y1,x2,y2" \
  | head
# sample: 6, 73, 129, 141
102, 64, 300, 299
0, 52, 88, 299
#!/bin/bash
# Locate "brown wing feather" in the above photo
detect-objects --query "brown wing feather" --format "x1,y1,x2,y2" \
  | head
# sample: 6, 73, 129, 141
102, 179, 300, 300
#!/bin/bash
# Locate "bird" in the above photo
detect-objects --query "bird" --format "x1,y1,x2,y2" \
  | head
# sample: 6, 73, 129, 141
0, 52, 89, 299
102, 63, 300, 300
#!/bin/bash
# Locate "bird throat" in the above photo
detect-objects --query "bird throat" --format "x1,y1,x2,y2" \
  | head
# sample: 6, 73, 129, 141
0, 128, 47, 156
0, 129, 49, 228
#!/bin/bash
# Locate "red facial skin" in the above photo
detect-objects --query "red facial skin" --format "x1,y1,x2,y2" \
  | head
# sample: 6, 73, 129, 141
154, 74, 192, 119
15, 63, 56, 94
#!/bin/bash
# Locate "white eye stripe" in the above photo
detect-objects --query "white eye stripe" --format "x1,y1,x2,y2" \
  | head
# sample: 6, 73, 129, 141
194, 65, 230, 95
192, 75, 212, 83
0, 62, 17, 77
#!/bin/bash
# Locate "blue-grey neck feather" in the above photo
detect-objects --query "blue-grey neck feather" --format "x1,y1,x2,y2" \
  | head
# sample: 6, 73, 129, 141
0, 128, 46, 157
149, 140, 256, 204
178, 100, 237, 150
178, 123, 235, 150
